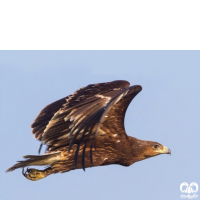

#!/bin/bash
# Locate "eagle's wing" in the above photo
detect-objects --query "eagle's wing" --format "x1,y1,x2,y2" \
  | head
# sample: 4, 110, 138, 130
100, 85, 142, 141
31, 97, 67, 141
31, 80, 129, 141
31, 80, 142, 169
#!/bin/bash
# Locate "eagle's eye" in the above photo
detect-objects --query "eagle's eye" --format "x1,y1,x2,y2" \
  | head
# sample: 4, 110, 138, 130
154, 144, 159, 149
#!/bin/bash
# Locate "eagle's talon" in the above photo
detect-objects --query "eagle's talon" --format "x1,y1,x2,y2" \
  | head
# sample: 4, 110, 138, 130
22, 168, 25, 176
27, 167, 30, 172
22, 168, 46, 181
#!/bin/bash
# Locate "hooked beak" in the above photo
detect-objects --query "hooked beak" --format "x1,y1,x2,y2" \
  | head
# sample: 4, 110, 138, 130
156, 145, 171, 155
162, 146, 171, 155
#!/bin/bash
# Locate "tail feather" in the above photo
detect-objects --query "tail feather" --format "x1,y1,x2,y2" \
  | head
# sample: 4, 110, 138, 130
6, 152, 61, 172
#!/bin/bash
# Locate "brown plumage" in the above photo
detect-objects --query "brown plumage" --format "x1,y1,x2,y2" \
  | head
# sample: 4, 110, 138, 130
7, 80, 171, 181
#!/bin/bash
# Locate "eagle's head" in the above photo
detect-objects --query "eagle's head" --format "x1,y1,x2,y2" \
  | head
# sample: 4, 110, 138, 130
142, 141, 171, 158
130, 138, 171, 162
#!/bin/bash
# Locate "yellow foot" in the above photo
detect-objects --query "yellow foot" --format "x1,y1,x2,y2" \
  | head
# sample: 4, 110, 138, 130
22, 168, 46, 181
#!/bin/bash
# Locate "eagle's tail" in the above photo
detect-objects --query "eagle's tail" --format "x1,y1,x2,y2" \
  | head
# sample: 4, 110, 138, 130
6, 152, 61, 172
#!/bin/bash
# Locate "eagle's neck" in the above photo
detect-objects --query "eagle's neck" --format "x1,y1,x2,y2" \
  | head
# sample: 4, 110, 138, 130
128, 137, 151, 163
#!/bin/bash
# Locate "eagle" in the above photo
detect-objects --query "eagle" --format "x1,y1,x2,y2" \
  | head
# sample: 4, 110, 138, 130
7, 80, 171, 181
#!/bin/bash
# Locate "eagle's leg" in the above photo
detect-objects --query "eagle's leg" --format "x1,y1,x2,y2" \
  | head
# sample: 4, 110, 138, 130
22, 167, 52, 181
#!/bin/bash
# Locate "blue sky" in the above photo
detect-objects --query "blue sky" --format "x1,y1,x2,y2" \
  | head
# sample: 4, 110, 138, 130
0, 51, 200, 200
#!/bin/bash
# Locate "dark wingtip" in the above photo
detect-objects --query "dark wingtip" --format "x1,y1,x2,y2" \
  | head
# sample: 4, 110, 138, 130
38, 143, 43, 154
135, 85, 142, 91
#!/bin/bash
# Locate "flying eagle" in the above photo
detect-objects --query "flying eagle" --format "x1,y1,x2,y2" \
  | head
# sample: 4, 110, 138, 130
7, 80, 171, 181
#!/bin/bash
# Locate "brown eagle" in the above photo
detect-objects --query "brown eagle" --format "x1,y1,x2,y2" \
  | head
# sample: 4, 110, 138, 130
7, 80, 171, 181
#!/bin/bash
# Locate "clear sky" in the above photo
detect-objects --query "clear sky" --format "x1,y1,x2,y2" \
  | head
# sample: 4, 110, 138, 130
0, 51, 199, 200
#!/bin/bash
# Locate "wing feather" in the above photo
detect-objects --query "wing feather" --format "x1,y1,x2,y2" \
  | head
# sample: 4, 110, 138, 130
100, 85, 142, 137
31, 80, 130, 141
30, 80, 143, 169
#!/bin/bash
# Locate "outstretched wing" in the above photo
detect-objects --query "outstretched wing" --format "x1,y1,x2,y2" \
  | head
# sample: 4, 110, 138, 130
31, 80, 130, 141
100, 85, 142, 141
31, 98, 67, 141
31, 80, 142, 170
